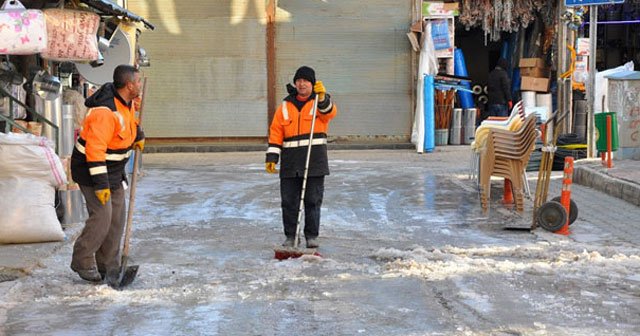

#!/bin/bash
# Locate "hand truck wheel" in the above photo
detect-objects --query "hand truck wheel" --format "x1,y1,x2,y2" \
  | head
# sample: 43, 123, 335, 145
537, 201, 568, 232
551, 196, 578, 225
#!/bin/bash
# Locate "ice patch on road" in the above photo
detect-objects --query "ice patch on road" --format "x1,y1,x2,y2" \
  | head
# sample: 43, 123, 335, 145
370, 243, 640, 282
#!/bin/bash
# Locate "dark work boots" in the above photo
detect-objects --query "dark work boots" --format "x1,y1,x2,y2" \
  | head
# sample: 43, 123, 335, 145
70, 265, 102, 282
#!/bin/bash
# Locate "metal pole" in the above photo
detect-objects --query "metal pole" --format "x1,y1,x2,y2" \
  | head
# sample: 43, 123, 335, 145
587, 5, 598, 158
557, 1, 567, 132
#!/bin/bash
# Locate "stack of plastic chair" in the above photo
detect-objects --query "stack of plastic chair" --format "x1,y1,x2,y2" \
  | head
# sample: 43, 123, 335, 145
478, 114, 538, 213
469, 101, 525, 183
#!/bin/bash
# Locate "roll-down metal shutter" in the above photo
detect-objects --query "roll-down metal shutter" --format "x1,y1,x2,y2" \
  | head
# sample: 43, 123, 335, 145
128, 1, 412, 139
275, 1, 413, 139
127, 1, 268, 138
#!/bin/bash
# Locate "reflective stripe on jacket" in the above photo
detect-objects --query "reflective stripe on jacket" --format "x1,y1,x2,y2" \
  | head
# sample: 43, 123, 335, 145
71, 85, 141, 190
266, 93, 337, 178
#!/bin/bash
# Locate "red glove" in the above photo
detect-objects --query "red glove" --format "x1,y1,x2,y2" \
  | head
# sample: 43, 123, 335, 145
508, 101, 513, 110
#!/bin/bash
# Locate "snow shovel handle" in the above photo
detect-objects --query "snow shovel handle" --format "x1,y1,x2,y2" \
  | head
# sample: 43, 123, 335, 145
293, 95, 319, 248
122, 77, 148, 258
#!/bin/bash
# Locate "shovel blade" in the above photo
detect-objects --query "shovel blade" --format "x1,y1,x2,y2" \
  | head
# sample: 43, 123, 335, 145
118, 265, 139, 288
107, 264, 139, 289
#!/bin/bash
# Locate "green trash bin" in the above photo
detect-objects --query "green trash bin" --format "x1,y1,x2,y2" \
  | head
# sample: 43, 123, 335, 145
594, 112, 619, 152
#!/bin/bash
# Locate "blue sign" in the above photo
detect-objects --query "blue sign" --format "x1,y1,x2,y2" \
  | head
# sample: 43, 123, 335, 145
565, 0, 624, 6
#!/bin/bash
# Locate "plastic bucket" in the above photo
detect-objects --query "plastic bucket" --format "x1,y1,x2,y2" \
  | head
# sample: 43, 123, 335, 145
435, 129, 448, 146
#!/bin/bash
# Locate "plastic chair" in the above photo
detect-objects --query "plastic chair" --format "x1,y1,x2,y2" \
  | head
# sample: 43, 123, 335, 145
478, 115, 537, 213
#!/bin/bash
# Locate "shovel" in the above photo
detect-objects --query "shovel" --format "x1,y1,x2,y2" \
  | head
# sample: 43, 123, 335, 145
107, 146, 141, 288
109, 77, 147, 289
274, 94, 322, 260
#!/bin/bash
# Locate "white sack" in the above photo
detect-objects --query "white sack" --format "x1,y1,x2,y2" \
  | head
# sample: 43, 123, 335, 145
0, 133, 67, 243
0, 177, 64, 243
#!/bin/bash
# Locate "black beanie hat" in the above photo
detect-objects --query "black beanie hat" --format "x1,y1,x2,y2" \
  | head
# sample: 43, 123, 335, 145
293, 66, 316, 85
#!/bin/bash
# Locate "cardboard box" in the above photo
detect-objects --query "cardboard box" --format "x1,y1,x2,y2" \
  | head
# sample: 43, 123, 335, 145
422, 2, 459, 16
521, 76, 549, 92
520, 67, 549, 78
519, 58, 546, 69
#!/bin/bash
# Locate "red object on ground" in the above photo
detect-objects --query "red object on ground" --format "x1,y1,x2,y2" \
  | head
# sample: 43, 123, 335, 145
555, 156, 574, 235
601, 115, 614, 168
274, 248, 322, 260
502, 179, 514, 204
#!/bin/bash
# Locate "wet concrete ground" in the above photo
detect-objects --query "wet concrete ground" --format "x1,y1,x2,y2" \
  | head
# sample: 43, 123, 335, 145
2, 148, 640, 335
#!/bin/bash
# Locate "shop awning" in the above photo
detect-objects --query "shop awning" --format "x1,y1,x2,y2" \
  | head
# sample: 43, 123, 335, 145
80, 0, 155, 30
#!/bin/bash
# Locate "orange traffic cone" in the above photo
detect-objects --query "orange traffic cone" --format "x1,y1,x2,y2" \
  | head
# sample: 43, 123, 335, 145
555, 157, 574, 236
502, 178, 514, 205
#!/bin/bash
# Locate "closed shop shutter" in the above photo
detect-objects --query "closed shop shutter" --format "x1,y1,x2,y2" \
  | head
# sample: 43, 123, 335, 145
275, 1, 413, 139
127, 0, 268, 138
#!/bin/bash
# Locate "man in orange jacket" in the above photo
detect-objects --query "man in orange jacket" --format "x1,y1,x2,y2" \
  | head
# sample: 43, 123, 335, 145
70, 65, 144, 283
266, 66, 337, 248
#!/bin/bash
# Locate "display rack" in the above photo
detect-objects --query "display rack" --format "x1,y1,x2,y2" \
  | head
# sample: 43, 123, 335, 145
423, 14, 455, 75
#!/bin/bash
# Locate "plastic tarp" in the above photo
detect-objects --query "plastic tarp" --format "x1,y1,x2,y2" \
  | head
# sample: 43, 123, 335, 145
0, 133, 67, 244
411, 22, 438, 153
454, 48, 474, 109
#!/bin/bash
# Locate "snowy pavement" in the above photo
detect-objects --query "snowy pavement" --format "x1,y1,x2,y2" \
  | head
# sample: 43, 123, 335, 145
1, 148, 639, 335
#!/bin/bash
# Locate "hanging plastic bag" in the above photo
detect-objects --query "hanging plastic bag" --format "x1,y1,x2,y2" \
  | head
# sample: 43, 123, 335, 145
0, 0, 48, 55
41, 9, 100, 61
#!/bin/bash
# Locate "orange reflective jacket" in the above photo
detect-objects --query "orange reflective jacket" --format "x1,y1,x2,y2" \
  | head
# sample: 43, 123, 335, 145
266, 93, 337, 178
71, 83, 143, 190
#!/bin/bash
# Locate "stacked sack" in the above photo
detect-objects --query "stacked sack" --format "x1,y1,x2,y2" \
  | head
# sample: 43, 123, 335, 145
0, 132, 67, 243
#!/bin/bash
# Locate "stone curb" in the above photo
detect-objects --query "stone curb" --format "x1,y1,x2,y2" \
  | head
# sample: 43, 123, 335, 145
574, 166, 640, 207
145, 142, 416, 153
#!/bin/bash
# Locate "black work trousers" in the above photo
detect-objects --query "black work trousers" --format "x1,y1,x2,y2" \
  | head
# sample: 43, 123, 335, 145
280, 176, 324, 239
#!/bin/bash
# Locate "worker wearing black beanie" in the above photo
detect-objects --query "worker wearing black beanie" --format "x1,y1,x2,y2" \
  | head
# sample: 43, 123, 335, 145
265, 65, 338, 250
293, 66, 316, 85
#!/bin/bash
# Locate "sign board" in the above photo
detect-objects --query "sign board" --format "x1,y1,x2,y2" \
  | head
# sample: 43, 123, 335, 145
422, 2, 459, 16
565, 0, 624, 6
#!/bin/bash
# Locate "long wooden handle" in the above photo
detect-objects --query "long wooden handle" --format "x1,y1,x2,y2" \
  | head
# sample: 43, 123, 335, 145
122, 77, 148, 258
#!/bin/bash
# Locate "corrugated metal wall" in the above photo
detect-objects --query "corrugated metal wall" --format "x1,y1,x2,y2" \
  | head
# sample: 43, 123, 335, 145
127, 0, 268, 138
128, 1, 412, 139
275, 1, 413, 138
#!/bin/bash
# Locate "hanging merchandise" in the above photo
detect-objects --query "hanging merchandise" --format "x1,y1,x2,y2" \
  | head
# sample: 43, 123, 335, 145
0, 61, 27, 119
431, 19, 451, 50
0, 81, 26, 119
459, 0, 555, 42
0, 0, 47, 55
41, 9, 100, 61
75, 23, 136, 85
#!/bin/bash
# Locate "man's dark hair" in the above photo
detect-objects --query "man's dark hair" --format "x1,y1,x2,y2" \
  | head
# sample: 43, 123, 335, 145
113, 65, 139, 89
496, 58, 509, 70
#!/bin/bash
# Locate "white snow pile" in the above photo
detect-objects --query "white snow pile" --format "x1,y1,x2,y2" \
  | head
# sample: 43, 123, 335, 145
371, 242, 640, 281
